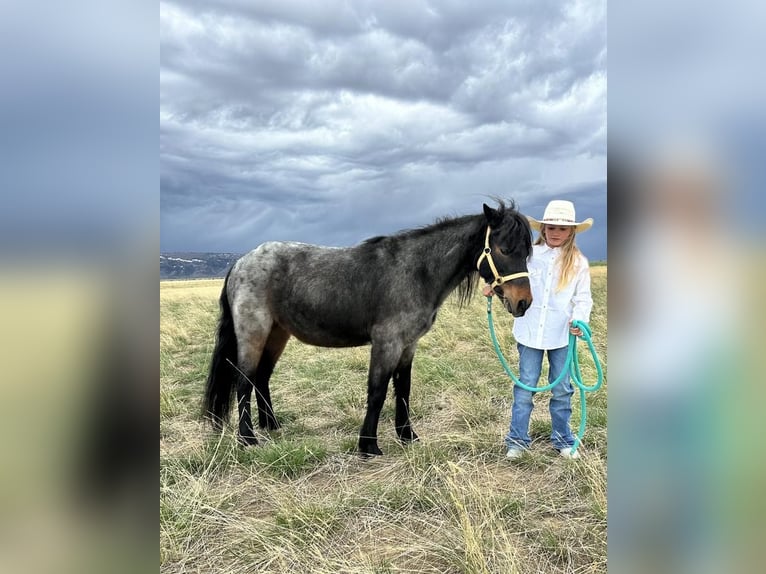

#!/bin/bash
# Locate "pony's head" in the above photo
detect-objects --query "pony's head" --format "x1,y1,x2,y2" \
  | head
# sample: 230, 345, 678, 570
478, 201, 533, 317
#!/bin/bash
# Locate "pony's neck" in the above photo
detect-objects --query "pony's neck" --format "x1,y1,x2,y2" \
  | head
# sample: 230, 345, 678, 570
412, 214, 485, 305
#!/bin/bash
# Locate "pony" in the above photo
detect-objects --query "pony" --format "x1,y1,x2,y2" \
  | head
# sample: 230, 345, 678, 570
203, 200, 533, 456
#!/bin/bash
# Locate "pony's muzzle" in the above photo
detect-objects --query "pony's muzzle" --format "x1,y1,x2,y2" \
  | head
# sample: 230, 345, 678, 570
512, 297, 530, 316
498, 282, 532, 317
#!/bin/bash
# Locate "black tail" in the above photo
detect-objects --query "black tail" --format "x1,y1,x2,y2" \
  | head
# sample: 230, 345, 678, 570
203, 268, 238, 428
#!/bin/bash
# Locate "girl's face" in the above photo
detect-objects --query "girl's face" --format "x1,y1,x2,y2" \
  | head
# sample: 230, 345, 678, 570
543, 225, 573, 248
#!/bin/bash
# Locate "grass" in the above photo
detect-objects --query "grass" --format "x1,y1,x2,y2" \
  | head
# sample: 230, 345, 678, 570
160, 267, 607, 573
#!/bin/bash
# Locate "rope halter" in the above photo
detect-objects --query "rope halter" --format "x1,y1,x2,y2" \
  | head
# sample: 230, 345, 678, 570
476, 226, 530, 289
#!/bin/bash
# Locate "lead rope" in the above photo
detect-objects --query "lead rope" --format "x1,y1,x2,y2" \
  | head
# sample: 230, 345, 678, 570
485, 295, 604, 456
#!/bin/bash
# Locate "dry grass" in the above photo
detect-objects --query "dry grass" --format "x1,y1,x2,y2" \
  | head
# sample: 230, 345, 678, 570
160, 267, 607, 573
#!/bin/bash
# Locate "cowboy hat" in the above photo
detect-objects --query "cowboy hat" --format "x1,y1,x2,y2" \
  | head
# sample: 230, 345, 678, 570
527, 200, 593, 233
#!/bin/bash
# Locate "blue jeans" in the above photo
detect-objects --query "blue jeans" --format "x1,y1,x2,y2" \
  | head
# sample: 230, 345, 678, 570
505, 343, 575, 450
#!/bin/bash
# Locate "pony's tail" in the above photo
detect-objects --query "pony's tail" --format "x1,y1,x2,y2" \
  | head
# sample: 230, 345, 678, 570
203, 268, 238, 429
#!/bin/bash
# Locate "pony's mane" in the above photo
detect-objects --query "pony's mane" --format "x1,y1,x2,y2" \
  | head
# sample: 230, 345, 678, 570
362, 199, 518, 244
361, 200, 524, 308
454, 266, 479, 308
361, 214, 474, 246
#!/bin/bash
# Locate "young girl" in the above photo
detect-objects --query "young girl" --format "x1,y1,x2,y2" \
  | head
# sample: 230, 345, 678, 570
486, 200, 593, 459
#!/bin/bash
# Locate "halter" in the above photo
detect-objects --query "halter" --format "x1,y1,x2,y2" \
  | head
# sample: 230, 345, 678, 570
476, 226, 529, 288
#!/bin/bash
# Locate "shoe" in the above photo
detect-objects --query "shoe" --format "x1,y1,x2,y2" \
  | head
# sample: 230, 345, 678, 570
559, 447, 580, 459
506, 447, 525, 459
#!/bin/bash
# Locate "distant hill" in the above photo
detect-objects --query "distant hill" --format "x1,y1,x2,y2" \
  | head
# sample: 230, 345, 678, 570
161, 252, 606, 280
160, 252, 242, 279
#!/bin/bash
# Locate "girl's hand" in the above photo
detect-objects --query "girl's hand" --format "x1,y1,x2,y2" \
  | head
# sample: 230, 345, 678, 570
482, 284, 494, 297
569, 322, 583, 337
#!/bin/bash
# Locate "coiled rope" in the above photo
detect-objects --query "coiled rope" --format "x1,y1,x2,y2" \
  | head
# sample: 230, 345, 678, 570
486, 295, 604, 456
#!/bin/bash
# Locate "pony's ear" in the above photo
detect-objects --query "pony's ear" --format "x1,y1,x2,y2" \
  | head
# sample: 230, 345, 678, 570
483, 203, 501, 226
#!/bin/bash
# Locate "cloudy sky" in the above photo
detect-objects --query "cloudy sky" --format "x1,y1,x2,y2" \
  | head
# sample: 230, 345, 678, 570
160, 0, 607, 260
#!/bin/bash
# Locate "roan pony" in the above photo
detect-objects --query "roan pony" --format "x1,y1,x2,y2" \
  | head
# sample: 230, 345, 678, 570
203, 200, 532, 456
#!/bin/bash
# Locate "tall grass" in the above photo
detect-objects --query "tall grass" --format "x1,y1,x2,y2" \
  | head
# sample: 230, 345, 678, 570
161, 267, 607, 573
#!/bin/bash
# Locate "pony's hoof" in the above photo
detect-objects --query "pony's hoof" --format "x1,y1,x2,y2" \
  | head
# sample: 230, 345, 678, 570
238, 434, 259, 447
260, 419, 281, 431
397, 429, 420, 444
358, 441, 383, 457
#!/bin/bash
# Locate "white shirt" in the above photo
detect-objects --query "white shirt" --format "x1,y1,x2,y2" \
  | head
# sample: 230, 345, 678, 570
512, 243, 593, 350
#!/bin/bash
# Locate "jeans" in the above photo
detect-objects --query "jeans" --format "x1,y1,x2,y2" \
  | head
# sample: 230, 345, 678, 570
505, 343, 575, 450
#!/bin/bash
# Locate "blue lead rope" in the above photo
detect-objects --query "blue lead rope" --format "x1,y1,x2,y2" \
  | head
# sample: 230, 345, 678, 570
486, 296, 604, 456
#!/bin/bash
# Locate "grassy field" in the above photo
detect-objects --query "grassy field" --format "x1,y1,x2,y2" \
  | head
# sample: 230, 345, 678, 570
160, 267, 607, 573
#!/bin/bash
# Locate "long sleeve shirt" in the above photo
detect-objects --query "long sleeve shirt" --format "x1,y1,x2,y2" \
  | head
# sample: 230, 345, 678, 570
512, 243, 593, 350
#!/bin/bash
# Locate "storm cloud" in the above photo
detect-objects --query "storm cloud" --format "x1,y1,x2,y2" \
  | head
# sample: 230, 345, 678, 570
161, 0, 606, 259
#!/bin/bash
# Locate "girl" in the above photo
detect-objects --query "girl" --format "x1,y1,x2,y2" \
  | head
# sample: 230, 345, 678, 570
486, 200, 593, 459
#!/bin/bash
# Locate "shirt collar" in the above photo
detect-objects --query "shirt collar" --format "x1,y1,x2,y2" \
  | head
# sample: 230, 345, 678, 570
537, 243, 558, 254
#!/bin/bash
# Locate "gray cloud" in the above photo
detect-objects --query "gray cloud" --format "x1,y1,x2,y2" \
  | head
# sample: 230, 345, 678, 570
161, 0, 606, 258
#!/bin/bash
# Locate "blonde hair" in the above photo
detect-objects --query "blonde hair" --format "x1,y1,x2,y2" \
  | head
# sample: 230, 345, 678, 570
535, 225, 582, 291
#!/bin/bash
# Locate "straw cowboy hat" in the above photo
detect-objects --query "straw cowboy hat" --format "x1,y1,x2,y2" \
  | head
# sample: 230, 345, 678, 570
527, 200, 593, 233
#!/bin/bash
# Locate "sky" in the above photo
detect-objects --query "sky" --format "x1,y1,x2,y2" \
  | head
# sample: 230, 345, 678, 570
160, 0, 607, 260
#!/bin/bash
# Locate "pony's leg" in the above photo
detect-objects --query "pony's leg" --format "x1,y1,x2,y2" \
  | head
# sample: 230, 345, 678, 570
235, 371, 258, 446
254, 324, 290, 431
393, 343, 419, 444
359, 340, 403, 457
235, 324, 271, 446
